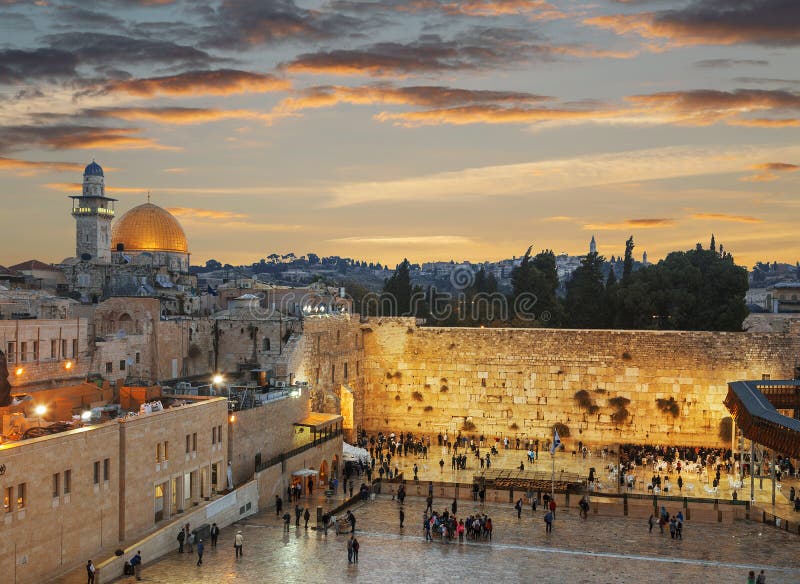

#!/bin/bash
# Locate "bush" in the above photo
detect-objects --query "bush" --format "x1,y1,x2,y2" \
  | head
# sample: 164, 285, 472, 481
424, 405, 433, 412
611, 408, 630, 424
608, 396, 630, 409
411, 391, 424, 402
440, 385, 448, 392
509, 422, 519, 430
656, 397, 680, 417
554, 422, 570, 437
719, 417, 733, 442
462, 420, 477, 432
574, 390, 599, 414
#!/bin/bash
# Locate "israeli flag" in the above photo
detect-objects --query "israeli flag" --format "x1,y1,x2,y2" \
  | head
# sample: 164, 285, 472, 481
550, 428, 561, 455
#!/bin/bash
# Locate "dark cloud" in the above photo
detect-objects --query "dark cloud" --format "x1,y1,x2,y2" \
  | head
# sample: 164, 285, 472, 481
586, 0, 800, 47
329, 0, 564, 19
98, 69, 291, 96
694, 58, 768, 68
51, 7, 128, 31
283, 28, 555, 76
0, 125, 169, 152
733, 77, 800, 86
0, 48, 78, 84
202, 0, 362, 50
44, 32, 221, 69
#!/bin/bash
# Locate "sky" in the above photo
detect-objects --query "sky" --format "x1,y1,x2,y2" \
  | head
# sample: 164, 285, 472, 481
0, 0, 798, 269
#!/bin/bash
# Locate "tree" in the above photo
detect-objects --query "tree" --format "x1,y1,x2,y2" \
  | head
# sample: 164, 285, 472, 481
710, 234, 716, 253
565, 252, 608, 328
204, 259, 222, 271
510, 247, 563, 326
382, 259, 413, 316
623, 236, 634, 281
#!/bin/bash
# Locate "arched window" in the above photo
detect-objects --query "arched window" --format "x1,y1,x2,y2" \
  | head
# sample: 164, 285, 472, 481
263, 338, 271, 351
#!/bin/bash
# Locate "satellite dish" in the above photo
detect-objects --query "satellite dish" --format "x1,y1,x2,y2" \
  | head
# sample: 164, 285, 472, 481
81, 253, 92, 261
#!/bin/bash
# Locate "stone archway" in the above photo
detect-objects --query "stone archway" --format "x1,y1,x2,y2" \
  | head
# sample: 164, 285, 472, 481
319, 460, 329, 487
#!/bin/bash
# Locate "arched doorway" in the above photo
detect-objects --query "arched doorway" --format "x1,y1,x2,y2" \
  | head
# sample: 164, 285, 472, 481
332, 454, 339, 481
319, 460, 329, 487
340, 385, 354, 440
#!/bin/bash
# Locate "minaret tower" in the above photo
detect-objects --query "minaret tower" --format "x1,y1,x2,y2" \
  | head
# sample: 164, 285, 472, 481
589, 235, 597, 255
70, 161, 116, 263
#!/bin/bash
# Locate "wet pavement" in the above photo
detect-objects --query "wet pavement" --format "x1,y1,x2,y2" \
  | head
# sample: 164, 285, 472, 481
110, 488, 800, 584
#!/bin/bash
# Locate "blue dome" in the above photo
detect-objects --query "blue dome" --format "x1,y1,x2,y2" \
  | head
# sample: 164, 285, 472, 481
84, 161, 104, 177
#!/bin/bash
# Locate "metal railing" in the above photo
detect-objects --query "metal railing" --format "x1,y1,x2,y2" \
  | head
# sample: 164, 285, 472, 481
255, 428, 343, 473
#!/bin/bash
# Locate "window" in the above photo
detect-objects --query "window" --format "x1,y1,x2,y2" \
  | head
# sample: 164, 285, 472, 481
61, 339, 67, 359
156, 443, 161, 463
53, 473, 60, 498
192, 433, 197, 452
32, 341, 39, 361
762, 374, 771, 381
119, 360, 126, 371
331, 364, 336, 382
344, 362, 348, 380
72, 339, 78, 358
20, 342, 27, 363
212, 426, 217, 445
262, 338, 271, 351
135, 352, 141, 364
164, 441, 169, 461
218, 425, 223, 444
104, 458, 110, 481
105, 362, 113, 374
6, 342, 14, 363
185, 434, 191, 453
51, 339, 58, 359
3, 487, 11, 513
93, 461, 100, 485
64, 470, 71, 495
16, 483, 26, 509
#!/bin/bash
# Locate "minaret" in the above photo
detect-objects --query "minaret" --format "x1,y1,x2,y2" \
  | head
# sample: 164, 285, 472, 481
69, 161, 117, 263
589, 235, 597, 255
642, 251, 648, 265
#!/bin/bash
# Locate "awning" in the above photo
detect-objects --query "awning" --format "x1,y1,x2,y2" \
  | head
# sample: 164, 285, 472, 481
294, 412, 343, 431
292, 469, 319, 477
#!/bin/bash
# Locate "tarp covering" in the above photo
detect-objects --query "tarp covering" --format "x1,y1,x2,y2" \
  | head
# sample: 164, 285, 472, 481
343, 442, 371, 464
292, 468, 319, 477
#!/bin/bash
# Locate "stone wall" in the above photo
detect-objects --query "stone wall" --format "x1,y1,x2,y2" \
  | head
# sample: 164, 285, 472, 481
359, 319, 800, 448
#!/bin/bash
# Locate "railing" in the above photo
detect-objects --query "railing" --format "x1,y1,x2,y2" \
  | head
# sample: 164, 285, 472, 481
255, 428, 343, 473
753, 505, 800, 535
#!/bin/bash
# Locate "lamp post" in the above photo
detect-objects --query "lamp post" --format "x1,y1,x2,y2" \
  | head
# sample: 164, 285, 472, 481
34, 404, 46, 428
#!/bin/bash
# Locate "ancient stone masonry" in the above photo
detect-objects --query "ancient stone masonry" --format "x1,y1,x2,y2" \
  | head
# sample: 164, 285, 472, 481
357, 319, 800, 447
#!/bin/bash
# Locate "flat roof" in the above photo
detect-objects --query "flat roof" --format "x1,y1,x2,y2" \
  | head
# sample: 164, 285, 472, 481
293, 412, 343, 430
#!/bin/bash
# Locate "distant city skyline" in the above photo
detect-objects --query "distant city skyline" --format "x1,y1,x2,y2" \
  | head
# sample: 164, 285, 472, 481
1, 1, 799, 268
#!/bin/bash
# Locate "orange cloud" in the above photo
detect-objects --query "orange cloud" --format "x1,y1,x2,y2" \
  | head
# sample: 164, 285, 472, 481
690, 213, 762, 224
166, 207, 248, 220
584, 218, 675, 230
85, 107, 273, 125
0, 125, 176, 152
44, 182, 148, 194
442, 0, 566, 19
0, 157, 83, 174
104, 69, 291, 97
740, 161, 799, 182
374, 105, 621, 127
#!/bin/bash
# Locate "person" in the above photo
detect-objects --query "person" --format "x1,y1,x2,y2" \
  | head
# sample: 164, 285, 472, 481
451, 498, 458, 515
352, 536, 360, 563
439, 459, 445, 472
186, 531, 194, 554
275, 494, 283, 517
234, 530, 244, 558
648, 513, 656, 533
86, 560, 95, 584
130, 551, 142, 581
425, 495, 433, 514
515, 498, 523, 519
349, 511, 357, 533
283, 512, 291, 533
177, 529, 185, 553
756, 569, 766, 584
349, 480, 354, 498
549, 497, 557, 519
347, 535, 354, 563
196, 539, 204, 566
399, 507, 405, 528
295, 504, 303, 527
304, 507, 311, 529
544, 510, 553, 533
747, 570, 756, 584
519, 461, 525, 471
413, 464, 419, 480
210, 523, 219, 547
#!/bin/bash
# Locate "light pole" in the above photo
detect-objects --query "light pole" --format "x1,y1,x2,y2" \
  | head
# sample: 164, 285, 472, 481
34, 404, 46, 427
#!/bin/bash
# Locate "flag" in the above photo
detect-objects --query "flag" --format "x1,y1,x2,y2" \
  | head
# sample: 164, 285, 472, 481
550, 428, 561, 455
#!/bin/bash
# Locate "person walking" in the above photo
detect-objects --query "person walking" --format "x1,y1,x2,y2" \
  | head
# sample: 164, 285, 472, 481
234, 530, 244, 558
352, 536, 360, 564
549, 498, 557, 520
130, 551, 142, 581
275, 494, 283, 517
451, 498, 458, 516
425, 495, 433, 514
544, 510, 553, 534
186, 531, 195, 554
283, 512, 291, 533
648, 513, 656, 533
347, 535, 354, 564
177, 529, 185, 553
304, 507, 311, 529
756, 569, 766, 583
210, 523, 219, 548
515, 498, 523, 519
295, 504, 303, 527
196, 539, 204, 566
86, 560, 95, 584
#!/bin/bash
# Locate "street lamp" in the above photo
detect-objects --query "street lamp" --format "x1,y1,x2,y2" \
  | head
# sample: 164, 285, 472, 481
34, 404, 46, 427
81, 410, 92, 422
213, 374, 223, 385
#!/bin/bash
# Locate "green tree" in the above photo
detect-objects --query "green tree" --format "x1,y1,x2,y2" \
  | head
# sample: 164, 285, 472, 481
382, 259, 413, 316
565, 252, 608, 328
622, 236, 634, 281
510, 247, 563, 326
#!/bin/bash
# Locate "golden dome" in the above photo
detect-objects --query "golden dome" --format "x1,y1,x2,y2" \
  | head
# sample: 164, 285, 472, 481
111, 203, 188, 253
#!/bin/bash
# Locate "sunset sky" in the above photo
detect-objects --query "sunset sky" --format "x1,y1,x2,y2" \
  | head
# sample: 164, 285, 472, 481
0, 0, 798, 268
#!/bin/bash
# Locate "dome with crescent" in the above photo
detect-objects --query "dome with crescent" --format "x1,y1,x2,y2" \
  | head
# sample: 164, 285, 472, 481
112, 203, 188, 254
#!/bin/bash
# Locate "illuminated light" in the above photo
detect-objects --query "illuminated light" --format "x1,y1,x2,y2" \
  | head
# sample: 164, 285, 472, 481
64, 361, 73, 370
15, 367, 23, 376
229, 414, 236, 423
213, 374, 223, 385
34, 405, 47, 417
81, 410, 92, 421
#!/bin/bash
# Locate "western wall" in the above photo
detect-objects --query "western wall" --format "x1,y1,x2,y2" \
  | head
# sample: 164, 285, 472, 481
306, 317, 800, 448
